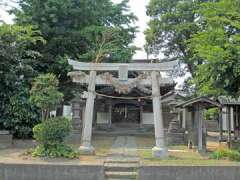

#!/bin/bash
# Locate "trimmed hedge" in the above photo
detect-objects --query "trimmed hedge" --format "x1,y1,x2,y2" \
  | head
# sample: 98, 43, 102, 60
32, 117, 78, 158
33, 117, 71, 145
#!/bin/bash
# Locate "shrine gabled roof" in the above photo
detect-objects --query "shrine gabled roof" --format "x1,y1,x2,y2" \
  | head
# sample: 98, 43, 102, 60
218, 96, 240, 105
176, 96, 221, 108
161, 91, 186, 105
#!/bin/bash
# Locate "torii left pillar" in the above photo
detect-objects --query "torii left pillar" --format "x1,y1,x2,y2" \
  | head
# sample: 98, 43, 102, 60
79, 71, 96, 155
151, 71, 168, 158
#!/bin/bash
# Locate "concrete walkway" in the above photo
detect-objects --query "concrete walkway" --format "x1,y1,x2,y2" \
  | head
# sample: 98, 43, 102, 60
104, 136, 139, 180
108, 136, 138, 157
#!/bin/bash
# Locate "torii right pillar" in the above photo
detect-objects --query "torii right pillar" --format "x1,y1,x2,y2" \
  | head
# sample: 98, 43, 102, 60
151, 71, 168, 158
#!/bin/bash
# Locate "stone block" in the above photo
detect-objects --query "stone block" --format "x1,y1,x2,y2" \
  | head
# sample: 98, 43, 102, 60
79, 145, 95, 155
0, 131, 13, 149
152, 146, 168, 158
65, 132, 81, 144
167, 132, 185, 145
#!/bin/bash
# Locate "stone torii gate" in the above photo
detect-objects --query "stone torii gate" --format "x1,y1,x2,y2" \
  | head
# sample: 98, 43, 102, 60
68, 59, 177, 158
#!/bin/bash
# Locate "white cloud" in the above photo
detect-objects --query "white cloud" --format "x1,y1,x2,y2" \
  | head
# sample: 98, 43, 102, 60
112, 0, 150, 59
128, 0, 150, 59
0, 9, 13, 24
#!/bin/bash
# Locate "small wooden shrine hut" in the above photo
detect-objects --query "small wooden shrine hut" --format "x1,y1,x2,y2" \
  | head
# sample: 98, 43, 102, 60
176, 97, 221, 152
218, 96, 240, 146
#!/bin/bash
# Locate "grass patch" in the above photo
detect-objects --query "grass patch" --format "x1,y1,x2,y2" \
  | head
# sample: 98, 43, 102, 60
211, 148, 240, 161
138, 148, 240, 165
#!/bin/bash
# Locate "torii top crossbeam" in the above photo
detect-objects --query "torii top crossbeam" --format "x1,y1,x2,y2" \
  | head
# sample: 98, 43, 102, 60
68, 59, 178, 72
68, 59, 177, 92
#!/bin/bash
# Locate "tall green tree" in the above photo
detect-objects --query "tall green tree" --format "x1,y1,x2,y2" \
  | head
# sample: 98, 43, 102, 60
145, 0, 216, 75
0, 24, 44, 136
30, 73, 64, 120
12, 0, 137, 104
189, 0, 240, 97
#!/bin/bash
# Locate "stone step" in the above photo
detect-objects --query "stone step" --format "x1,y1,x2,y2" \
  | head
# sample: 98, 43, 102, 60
104, 162, 139, 172
105, 171, 137, 179
107, 178, 135, 180
105, 157, 139, 164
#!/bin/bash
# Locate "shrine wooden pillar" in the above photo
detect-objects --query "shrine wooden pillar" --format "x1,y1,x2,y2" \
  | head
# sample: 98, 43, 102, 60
230, 106, 235, 140
197, 104, 204, 152
182, 108, 187, 129
79, 71, 96, 154
237, 106, 240, 137
108, 99, 112, 129
151, 71, 168, 158
233, 106, 238, 140
227, 106, 232, 148
139, 105, 143, 129
219, 108, 223, 142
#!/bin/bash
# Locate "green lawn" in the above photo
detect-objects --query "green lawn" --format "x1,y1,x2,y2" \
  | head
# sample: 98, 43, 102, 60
136, 136, 240, 166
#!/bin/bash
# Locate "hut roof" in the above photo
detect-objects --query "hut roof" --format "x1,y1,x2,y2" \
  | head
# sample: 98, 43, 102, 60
218, 96, 240, 105
176, 96, 221, 108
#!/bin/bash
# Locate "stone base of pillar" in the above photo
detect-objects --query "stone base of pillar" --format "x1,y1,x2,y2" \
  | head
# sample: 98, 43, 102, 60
65, 132, 81, 144
198, 149, 207, 154
79, 145, 95, 155
152, 146, 168, 158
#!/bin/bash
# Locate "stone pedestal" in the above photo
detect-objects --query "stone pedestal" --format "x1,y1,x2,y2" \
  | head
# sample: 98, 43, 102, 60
67, 98, 85, 144
152, 146, 168, 158
0, 131, 13, 149
79, 145, 95, 155
167, 120, 185, 145
71, 98, 85, 132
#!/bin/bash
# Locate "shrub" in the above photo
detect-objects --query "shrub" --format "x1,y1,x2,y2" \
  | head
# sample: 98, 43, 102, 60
2, 87, 40, 138
31, 144, 79, 159
211, 149, 229, 160
211, 149, 240, 161
228, 150, 240, 161
204, 108, 219, 120
30, 73, 64, 120
32, 117, 79, 158
33, 117, 71, 145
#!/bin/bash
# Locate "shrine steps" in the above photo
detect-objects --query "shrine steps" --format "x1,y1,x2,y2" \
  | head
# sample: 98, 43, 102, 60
104, 158, 139, 180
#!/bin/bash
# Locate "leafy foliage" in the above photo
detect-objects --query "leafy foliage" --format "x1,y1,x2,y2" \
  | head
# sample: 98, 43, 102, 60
32, 117, 78, 158
80, 26, 137, 63
145, 0, 213, 74
146, 0, 239, 97
0, 24, 43, 137
30, 73, 63, 120
189, 0, 240, 97
33, 117, 71, 145
204, 108, 219, 121
12, 0, 138, 102
211, 148, 240, 161
3, 86, 40, 138
31, 143, 79, 159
